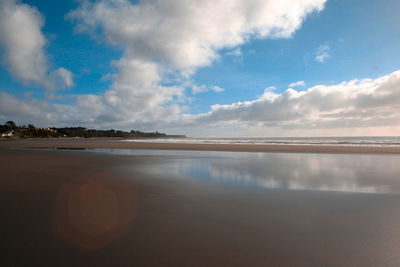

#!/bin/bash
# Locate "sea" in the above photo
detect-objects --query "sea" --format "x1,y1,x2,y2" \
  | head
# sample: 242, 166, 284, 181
123, 136, 400, 146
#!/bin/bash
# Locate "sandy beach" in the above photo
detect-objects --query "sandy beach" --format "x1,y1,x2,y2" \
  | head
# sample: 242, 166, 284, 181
2, 138, 400, 154
2, 139, 400, 266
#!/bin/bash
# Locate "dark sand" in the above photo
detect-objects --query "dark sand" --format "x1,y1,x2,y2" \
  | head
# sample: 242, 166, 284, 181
2, 140, 400, 266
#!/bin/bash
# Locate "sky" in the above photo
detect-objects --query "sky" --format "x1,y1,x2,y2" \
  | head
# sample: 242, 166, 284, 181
0, 0, 400, 137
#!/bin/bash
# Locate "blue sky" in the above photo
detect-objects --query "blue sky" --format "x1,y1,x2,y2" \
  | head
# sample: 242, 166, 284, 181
192, 0, 400, 112
1, 0, 400, 136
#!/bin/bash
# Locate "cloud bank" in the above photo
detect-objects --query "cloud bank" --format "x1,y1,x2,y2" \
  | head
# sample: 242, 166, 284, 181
0, 0, 73, 90
2, 70, 400, 136
188, 71, 400, 135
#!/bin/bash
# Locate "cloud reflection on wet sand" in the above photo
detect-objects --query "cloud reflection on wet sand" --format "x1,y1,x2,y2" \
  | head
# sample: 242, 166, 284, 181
131, 151, 400, 194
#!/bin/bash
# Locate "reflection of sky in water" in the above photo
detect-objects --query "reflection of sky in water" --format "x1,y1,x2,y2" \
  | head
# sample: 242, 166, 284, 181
90, 149, 400, 194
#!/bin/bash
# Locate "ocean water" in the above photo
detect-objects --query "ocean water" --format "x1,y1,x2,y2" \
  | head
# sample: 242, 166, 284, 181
123, 136, 400, 146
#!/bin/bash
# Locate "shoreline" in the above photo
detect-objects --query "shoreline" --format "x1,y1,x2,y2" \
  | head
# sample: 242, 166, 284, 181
1, 138, 400, 154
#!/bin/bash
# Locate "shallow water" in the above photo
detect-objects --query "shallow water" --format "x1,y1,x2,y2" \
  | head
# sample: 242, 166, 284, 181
88, 149, 400, 194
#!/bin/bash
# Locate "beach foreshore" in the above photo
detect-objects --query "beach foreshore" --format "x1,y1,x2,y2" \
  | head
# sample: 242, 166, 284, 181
2, 142, 400, 266
2, 138, 400, 154
0, 148, 400, 266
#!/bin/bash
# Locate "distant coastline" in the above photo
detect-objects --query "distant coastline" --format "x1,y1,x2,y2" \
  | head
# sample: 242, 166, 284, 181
0, 120, 186, 139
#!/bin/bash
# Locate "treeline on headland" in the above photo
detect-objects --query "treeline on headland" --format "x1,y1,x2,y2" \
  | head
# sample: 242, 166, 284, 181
0, 121, 183, 139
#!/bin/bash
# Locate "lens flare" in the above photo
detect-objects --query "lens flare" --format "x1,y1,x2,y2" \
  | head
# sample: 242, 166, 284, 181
54, 170, 139, 250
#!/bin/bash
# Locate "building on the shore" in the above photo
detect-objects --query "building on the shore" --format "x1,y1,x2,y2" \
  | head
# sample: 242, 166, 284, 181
1, 130, 14, 137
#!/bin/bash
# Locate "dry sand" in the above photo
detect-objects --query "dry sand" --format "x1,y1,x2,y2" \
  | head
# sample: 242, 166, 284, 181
2, 140, 400, 266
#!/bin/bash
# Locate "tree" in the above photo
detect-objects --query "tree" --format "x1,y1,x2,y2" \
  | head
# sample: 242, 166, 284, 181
5, 121, 16, 130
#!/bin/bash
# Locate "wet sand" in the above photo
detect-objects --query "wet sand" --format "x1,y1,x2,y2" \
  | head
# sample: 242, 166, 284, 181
2, 142, 400, 266
2, 138, 400, 154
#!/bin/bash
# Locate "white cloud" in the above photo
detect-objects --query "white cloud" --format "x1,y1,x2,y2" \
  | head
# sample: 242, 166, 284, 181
289, 80, 306, 87
315, 44, 330, 63
0, 0, 73, 90
212, 86, 225, 93
50, 68, 74, 89
0, 92, 68, 126
226, 48, 242, 57
191, 84, 207, 94
66, 0, 326, 122
3, 70, 400, 137
56, 68, 74, 88
103, 58, 185, 119
192, 84, 225, 94
70, 0, 326, 70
